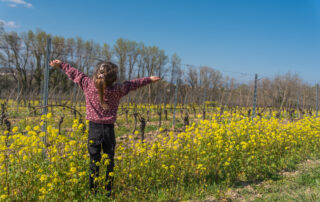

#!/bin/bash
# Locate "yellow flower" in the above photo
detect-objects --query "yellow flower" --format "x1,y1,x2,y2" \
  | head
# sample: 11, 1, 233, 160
109, 172, 114, 177
25, 125, 31, 131
47, 125, 52, 132
70, 167, 77, 173
40, 132, 45, 137
79, 172, 86, 177
72, 178, 78, 184
102, 153, 108, 159
0, 195, 8, 200
73, 119, 79, 125
78, 123, 84, 130
12, 126, 18, 133
39, 187, 47, 194
104, 159, 110, 166
33, 125, 40, 131
40, 175, 47, 182
46, 112, 52, 119
162, 164, 168, 170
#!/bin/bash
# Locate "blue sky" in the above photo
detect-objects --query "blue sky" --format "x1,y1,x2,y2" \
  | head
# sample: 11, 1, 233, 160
1, 0, 319, 83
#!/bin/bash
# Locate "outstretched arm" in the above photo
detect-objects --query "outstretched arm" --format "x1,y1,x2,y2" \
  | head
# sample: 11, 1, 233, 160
119, 76, 161, 97
50, 59, 90, 91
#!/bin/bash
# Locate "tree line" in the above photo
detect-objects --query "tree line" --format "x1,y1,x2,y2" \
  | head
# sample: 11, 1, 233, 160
0, 26, 318, 110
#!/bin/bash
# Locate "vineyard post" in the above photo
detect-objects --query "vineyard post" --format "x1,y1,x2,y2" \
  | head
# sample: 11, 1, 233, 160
42, 37, 51, 146
316, 83, 319, 117
297, 93, 300, 118
163, 88, 167, 113
172, 80, 178, 129
252, 74, 258, 119
16, 79, 20, 111
164, 87, 169, 120
202, 86, 206, 120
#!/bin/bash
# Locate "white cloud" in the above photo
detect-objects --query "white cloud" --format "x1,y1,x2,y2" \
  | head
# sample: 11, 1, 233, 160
6, 21, 17, 27
2, 0, 32, 8
0, 19, 18, 28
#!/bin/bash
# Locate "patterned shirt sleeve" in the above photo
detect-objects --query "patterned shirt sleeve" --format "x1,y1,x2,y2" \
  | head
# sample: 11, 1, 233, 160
60, 62, 91, 91
119, 77, 152, 97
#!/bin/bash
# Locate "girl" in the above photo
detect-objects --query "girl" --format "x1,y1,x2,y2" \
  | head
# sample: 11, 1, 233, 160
50, 59, 160, 196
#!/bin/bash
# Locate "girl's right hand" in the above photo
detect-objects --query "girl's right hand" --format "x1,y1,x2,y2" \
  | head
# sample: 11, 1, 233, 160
150, 76, 161, 83
50, 59, 62, 68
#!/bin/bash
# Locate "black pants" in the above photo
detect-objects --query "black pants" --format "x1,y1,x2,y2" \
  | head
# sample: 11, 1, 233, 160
88, 121, 116, 191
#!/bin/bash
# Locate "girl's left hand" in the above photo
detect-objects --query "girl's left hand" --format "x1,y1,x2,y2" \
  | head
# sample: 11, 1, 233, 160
50, 59, 62, 68
150, 76, 161, 83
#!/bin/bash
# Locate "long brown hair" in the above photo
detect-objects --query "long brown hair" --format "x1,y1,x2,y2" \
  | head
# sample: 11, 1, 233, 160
93, 61, 118, 109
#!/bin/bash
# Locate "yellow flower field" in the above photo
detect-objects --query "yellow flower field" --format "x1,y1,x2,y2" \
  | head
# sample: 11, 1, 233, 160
1, 109, 320, 201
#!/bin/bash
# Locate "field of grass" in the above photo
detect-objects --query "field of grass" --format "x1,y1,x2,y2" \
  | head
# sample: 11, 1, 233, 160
208, 159, 320, 201
1, 100, 320, 201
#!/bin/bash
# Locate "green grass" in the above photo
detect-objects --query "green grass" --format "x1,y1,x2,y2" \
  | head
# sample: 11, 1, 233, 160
212, 158, 320, 201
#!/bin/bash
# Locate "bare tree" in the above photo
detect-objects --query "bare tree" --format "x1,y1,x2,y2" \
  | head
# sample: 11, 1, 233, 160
114, 38, 128, 81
